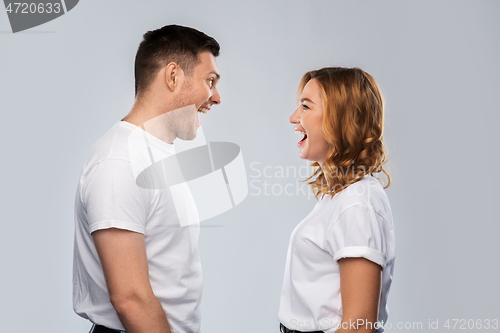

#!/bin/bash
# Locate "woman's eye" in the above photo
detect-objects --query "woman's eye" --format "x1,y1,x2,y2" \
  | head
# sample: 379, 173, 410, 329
302, 104, 309, 111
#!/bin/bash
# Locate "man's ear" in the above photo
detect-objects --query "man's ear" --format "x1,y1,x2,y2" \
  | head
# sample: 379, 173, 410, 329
164, 62, 183, 92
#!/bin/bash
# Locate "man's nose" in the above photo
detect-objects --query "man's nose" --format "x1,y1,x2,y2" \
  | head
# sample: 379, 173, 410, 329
210, 88, 221, 105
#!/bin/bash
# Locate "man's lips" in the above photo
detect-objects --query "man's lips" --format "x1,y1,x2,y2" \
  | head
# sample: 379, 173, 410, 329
198, 105, 211, 114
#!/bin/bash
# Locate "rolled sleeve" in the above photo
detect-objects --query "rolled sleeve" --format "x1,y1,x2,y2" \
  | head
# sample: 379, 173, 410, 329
325, 204, 388, 269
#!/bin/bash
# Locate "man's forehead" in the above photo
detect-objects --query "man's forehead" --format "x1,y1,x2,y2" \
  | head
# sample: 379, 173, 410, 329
195, 51, 220, 76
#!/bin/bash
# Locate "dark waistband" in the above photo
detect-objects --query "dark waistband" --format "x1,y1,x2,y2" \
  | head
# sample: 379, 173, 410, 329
280, 323, 324, 333
91, 324, 125, 333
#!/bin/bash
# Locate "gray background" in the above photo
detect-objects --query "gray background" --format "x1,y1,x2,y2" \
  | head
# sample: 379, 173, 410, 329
1, 0, 499, 332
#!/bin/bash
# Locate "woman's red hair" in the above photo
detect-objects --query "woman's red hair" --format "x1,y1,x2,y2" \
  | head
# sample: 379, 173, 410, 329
298, 67, 391, 199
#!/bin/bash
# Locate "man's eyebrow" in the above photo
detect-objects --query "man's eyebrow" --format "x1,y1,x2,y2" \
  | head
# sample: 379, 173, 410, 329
209, 71, 220, 79
300, 98, 314, 104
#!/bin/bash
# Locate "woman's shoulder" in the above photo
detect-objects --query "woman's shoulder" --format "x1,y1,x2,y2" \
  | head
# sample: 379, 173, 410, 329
323, 174, 392, 219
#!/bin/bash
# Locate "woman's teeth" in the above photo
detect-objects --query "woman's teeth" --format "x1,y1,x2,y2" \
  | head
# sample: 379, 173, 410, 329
296, 130, 308, 145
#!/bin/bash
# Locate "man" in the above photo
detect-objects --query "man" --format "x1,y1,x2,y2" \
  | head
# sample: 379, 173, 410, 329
73, 25, 221, 333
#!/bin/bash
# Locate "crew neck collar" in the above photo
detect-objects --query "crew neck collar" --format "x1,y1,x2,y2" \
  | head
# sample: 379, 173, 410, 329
119, 120, 175, 154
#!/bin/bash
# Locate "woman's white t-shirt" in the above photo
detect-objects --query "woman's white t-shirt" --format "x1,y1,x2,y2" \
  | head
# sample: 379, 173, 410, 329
278, 174, 395, 333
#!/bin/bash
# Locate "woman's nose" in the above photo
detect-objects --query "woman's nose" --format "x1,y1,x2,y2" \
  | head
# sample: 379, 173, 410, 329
289, 107, 301, 124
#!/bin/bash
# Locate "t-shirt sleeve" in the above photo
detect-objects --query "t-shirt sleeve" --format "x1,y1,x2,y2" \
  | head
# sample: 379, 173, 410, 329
81, 158, 150, 234
324, 204, 388, 269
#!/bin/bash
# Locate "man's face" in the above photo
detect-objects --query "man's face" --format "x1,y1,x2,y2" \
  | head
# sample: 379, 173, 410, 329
174, 51, 221, 140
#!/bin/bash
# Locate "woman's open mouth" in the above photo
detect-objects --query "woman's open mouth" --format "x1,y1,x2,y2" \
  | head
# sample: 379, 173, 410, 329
296, 130, 307, 147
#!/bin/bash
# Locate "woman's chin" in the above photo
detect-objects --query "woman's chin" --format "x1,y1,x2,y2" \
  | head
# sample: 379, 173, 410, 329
299, 152, 322, 165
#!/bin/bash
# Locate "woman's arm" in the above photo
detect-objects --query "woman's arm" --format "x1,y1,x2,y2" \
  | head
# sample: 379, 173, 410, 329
337, 257, 382, 333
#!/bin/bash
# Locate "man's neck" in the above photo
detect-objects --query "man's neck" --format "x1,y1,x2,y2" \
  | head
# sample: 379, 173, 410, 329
122, 98, 177, 145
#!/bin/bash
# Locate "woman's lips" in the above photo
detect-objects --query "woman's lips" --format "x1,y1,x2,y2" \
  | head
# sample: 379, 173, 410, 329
298, 133, 307, 147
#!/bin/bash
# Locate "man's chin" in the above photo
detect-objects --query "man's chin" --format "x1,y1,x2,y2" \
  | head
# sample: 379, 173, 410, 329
178, 131, 198, 141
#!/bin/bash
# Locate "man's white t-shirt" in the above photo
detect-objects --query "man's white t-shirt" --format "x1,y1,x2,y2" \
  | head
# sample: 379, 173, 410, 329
278, 174, 395, 333
73, 121, 202, 333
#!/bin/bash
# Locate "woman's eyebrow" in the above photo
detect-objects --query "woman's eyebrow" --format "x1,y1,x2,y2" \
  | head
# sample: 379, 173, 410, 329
300, 98, 315, 105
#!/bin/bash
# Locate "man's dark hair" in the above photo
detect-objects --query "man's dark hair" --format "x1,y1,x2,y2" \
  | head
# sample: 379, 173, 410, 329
134, 24, 220, 97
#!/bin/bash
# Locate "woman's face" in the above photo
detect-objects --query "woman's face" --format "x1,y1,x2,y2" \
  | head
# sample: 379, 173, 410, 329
289, 79, 330, 165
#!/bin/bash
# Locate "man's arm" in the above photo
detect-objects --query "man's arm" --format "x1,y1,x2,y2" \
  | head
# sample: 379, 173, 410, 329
92, 228, 172, 333
336, 257, 382, 333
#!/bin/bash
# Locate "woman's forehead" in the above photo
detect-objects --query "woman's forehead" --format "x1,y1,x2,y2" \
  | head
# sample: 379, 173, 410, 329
301, 79, 322, 103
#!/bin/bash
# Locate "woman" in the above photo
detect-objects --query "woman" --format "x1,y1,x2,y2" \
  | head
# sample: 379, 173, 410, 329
278, 67, 395, 333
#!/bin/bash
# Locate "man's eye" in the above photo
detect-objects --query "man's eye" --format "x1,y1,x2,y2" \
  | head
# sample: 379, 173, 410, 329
208, 78, 214, 88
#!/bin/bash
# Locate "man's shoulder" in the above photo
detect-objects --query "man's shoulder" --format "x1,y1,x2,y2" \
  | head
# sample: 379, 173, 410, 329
80, 122, 134, 175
